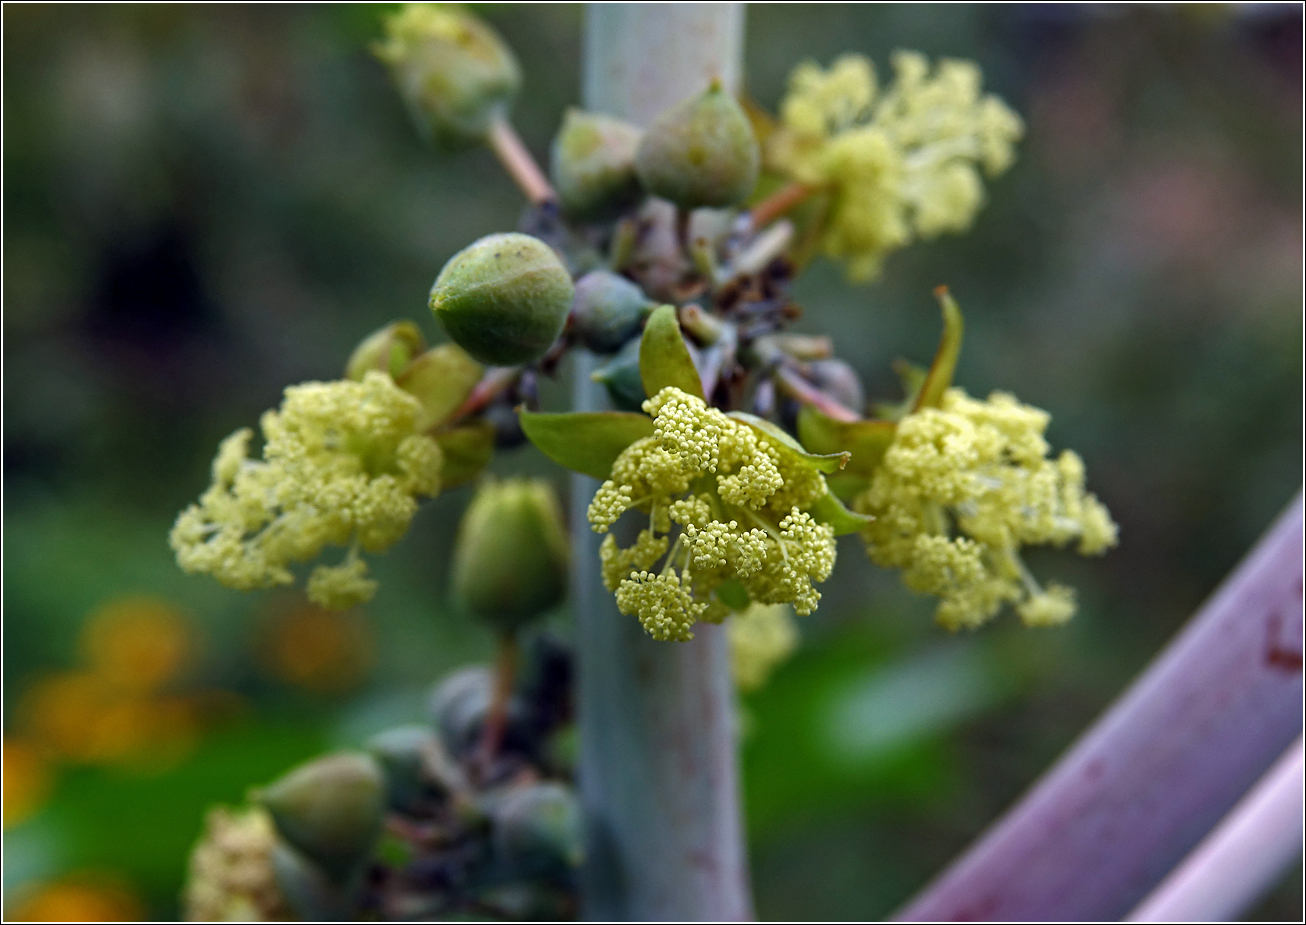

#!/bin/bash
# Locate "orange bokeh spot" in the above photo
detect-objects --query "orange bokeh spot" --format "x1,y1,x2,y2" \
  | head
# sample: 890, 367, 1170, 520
80, 595, 192, 692
3, 738, 53, 828
9, 876, 143, 922
257, 601, 376, 695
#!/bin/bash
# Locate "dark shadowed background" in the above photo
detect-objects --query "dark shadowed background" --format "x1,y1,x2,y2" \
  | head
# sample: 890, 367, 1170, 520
3, 4, 1302, 920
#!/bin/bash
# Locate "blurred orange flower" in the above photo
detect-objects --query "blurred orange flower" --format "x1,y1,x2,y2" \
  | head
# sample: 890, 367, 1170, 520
3, 738, 53, 828
256, 599, 376, 695
9, 874, 144, 922
80, 595, 191, 692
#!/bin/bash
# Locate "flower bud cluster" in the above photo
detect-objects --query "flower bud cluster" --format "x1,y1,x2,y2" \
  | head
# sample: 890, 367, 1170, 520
856, 387, 1117, 630
169, 372, 443, 609
770, 52, 1024, 281
589, 387, 836, 641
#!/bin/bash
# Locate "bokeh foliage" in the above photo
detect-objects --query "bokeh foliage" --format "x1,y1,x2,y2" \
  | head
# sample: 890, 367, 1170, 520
3, 4, 1301, 920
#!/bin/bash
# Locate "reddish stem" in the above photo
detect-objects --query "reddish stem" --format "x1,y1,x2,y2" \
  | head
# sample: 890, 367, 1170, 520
486, 115, 556, 205
476, 633, 519, 774
749, 181, 815, 229
449, 367, 521, 423
774, 365, 860, 422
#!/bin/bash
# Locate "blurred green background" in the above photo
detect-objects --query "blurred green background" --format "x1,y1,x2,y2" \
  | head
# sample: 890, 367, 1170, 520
3, 3, 1301, 921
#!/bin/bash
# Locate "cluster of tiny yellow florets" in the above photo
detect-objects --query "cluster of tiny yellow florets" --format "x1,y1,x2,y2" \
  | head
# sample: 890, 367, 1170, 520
169, 372, 443, 610
856, 387, 1117, 631
771, 52, 1024, 281
728, 603, 800, 692
590, 387, 836, 641
183, 806, 289, 922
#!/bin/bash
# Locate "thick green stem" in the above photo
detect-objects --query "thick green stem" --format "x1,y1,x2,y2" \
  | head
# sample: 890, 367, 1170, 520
573, 5, 752, 920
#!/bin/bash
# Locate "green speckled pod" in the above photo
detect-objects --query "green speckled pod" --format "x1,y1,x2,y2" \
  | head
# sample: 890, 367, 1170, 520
635, 83, 760, 210
430, 233, 574, 366
551, 108, 645, 220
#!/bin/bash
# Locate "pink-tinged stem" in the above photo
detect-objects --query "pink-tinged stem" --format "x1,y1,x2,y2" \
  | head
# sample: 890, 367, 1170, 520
775, 365, 860, 422
896, 492, 1304, 922
486, 115, 556, 206
1127, 736, 1304, 922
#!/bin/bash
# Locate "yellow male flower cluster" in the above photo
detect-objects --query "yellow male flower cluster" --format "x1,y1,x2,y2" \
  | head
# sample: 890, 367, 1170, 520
590, 387, 836, 642
170, 372, 443, 610
771, 52, 1024, 281
856, 387, 1117, 630
184, 805, 290, 922
728, 603, 799, 692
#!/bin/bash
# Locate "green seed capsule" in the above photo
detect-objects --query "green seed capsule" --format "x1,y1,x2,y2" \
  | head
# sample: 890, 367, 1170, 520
491, 781, 584, 881
257, 752, 386, 882
430, 233, 575, 366
551, 108, 645, 221
374, 4, 520, 145
452, 478, 568, 632
366, 724, 442, 813
635, 82, 760, 210
345, 320, 426, 381
571, 270, 653, 354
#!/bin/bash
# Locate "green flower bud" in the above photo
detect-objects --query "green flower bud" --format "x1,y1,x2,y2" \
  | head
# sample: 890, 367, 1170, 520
491, 781, 583, 881
366, 724, 441, 813
635, 82, 760, 210
452, 478, 568, 631
345, 320, 427, 381
430, 233, 574, 366
374, 3, 520, 145
571, 270, 653, 354
591, 337, 647, 411
550, 108, 644, 220
257, 752, 386, 882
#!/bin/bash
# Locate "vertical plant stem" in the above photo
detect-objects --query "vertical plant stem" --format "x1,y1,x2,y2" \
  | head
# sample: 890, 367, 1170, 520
572, 4, 752, 920
477, 632, 519, 770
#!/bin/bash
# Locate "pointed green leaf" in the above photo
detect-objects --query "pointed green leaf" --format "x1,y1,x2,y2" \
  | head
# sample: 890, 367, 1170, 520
520, 409, 654, 479
825, 471, 870, 503
434, 422, 495, 488
808, 490, 873, 536
728, 410, 849, 474
913, 286, 964, 412
398, 344, 484, 431
639, 305, 704, 400
797, 405, 896, 477
871, 359, 928, 421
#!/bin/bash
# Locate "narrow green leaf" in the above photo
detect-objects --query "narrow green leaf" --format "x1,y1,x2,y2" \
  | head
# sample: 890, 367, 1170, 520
913, 286, 964, 412
520, 409, 654, 480
825, 471, 870, 503
797, 405, 896, 477
870, 359, 928, 421
808, 490, 873, 536
728, 410, 849, 473
398, 344, 484, 431
434, 422, 495, 488
639, 305, 704, 400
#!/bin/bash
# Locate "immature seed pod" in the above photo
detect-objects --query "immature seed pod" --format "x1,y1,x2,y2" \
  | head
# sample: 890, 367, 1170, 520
429, 666, 529, 758
430, 233, 575, 366
373, 4, 520, 145
257, 752, 386, 882
452, 478, 568, 632
571, 270, 653, 354
366, 724, 442, 813
345, 320, 426, 381
635, 82, 761, 210
550, 108, 644, 221
491, 781, 584, 881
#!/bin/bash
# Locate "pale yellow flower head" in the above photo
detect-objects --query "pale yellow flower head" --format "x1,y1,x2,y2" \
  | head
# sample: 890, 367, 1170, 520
771, 51, 1024, 281
170, 372, 443, 609
589, 387, 836, 641
729, 603, 800, 692
857, 387, 1117, 630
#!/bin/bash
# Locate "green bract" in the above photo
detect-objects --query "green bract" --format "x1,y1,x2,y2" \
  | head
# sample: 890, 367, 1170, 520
635, 82, 761, 210
374, 3, 521, 144
551, 108, 645, 220
452, 478, 569, 631
345, 320, 426, 381
430, 233, 575, 366
258, 753, 386, 882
